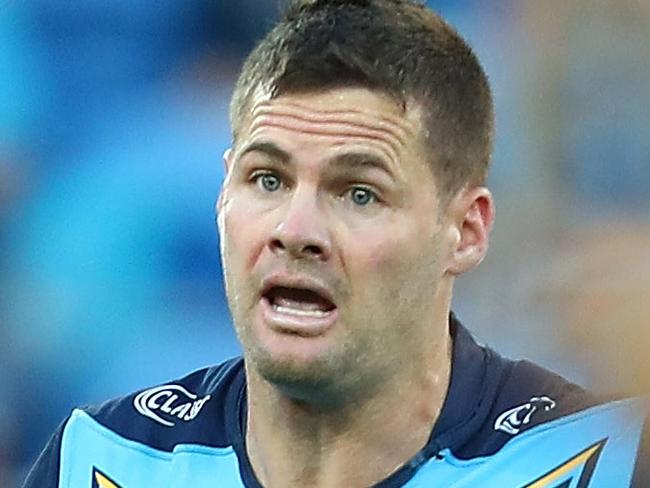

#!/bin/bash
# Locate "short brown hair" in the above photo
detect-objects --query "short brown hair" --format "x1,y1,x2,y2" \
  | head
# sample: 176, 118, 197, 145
230, 0, 494, 197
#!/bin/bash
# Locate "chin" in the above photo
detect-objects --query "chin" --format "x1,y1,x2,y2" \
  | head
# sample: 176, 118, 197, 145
242, 312, 340, 379
248, 341, 355, 402
239, 317, 376, 403
253, 346, 334, 386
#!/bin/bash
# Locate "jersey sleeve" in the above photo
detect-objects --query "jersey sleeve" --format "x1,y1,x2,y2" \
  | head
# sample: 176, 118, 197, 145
22, 418, 68, 488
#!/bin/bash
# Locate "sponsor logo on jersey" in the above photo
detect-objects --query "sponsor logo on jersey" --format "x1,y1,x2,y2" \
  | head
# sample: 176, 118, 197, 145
92, 467, 122, 488
494, 396, 556, 435
133, 384, 211, 427
522, 438, 606, 488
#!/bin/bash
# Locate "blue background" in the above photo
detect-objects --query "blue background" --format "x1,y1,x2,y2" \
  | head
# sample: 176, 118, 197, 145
2, 1, 649, 484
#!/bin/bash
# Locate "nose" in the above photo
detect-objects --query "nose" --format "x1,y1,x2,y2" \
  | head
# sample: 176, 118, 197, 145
269, 189, 331, 261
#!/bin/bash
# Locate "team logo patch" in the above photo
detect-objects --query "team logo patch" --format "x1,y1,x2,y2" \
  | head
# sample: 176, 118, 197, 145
92, 467, 122, 488
133, 384, 211, 427
522, 438, 607, 488
494, 396, 556, 435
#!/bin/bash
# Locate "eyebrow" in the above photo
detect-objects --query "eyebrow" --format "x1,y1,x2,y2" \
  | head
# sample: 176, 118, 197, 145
328, 152, 397, 180
237, 141, 291, 164
237, 141, 396, 179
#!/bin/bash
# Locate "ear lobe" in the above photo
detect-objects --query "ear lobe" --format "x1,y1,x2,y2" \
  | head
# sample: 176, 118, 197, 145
216, 191, 224, 214
216, 148, 234, 215
447, 187, 494, 275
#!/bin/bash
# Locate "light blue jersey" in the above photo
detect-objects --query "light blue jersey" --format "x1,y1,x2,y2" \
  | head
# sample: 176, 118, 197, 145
25, 317, 648, 487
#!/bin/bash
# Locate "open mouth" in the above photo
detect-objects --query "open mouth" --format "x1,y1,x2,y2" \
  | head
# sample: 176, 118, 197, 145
263, 286, 337, 318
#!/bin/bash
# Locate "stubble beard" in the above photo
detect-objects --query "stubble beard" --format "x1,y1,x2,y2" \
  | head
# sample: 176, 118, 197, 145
251, 343, 350, 401
243, 314, 377, 406
222, 253, 425, 407
229, 292, 390, 407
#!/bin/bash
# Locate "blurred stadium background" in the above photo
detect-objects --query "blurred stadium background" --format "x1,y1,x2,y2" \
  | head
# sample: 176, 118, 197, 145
1, 0, 649, 484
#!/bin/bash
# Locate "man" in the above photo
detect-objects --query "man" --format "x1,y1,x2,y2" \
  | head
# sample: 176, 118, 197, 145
24, 1, 647, 486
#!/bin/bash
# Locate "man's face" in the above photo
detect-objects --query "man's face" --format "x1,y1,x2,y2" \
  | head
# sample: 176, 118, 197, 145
218, 87, 455, 402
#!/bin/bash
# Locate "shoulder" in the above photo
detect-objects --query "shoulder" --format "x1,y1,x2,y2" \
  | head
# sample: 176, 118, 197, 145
23, 358, 247, 487
452, 346, 601, 459
76, 357, 245, 452
493, 358, 598, 434
440, 336, 647, 485
463, 349, 647, 479
431, 393, 648, 487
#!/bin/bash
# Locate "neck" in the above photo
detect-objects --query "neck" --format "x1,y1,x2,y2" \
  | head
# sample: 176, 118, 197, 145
245, 324, 452, 488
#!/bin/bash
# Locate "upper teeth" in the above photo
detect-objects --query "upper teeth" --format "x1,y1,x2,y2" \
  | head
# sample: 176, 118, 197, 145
273, 304, 329, 317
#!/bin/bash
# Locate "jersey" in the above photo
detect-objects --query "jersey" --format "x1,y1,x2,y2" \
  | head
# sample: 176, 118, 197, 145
24, 314, 648, 487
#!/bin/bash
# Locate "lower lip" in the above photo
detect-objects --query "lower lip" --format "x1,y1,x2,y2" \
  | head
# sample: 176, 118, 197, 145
260, 297, 338, 337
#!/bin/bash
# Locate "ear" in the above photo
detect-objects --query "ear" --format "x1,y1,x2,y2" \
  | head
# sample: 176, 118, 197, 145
223, 148, 234, 174
445, 186, 495, 275
216, 148, 234, 214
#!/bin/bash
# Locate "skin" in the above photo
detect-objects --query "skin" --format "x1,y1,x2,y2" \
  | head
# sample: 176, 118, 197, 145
217, 87, 494, 487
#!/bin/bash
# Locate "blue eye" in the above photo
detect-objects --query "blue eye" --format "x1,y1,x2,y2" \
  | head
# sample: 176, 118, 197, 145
349, 187, 377, 206
255, 173, 282, 192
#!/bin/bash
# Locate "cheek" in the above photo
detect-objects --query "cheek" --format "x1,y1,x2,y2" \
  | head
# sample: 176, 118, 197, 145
346, 226, 442, 306
361, 215, 440, 271
220, 196, 267, 273
350, 238, 422, 292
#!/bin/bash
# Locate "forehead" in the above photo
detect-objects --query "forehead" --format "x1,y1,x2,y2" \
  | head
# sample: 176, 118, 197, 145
237, 87, 425, 161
